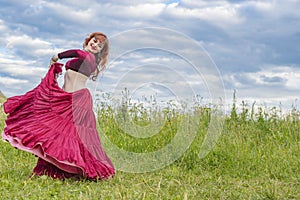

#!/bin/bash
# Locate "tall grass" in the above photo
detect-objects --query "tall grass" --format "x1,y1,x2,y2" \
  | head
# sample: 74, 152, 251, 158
0, 91, 299, 199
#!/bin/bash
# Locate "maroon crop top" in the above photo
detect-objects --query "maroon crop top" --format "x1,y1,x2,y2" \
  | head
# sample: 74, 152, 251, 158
58, 49, 97, 77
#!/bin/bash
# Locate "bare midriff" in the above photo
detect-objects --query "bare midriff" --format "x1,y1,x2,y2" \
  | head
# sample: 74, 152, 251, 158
62, 69, 88, 93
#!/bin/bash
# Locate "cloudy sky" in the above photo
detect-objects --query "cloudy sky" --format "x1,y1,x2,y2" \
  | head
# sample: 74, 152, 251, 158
0, 0, 299, 112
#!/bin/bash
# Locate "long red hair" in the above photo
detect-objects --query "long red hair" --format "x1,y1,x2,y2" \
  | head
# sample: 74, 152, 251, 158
83, 32, 109, 81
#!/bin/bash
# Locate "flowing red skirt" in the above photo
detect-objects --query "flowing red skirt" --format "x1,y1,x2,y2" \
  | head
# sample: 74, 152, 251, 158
2, 63, 115, 180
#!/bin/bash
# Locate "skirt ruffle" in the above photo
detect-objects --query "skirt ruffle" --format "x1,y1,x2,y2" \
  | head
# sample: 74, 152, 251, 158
2, 63, 115, 180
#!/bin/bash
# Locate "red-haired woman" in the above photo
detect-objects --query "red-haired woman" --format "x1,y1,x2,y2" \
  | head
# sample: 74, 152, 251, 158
2, 32, 115, 180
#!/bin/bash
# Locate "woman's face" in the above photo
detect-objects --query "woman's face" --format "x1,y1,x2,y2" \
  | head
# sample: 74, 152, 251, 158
85, 37, 104, 54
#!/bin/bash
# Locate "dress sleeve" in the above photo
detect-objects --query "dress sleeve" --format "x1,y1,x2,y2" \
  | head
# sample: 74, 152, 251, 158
58, 49, 88, 60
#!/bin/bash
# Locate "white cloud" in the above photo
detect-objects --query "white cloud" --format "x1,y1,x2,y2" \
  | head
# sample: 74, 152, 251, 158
6, 35, 50, 49
283, 69, 300, 90
1, 65, 47, 77
0, 53, 47, 77
180, 0, 210, 7
165, 1, 243, 28
43, 2, 95, 24
140, 57, 171, 63
247, 0, 300, 18
122, 3, 166, 17
99, 3, 166, 18
5, 34, 62, 58
0, 19, 8, 33
252, 1, 274, 11
224, 65, 300, 91
95, 0, 171, 5
0, 76, 28, 86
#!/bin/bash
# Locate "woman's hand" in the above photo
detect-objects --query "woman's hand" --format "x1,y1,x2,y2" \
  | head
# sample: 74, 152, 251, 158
50, 54, 59, 66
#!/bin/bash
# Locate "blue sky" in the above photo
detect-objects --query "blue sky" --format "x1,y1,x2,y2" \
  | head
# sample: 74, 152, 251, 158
0, 0, 300, 112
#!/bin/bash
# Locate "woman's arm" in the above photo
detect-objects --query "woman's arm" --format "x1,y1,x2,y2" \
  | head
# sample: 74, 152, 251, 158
50, 49, 88, 66
58, 49, 87, 60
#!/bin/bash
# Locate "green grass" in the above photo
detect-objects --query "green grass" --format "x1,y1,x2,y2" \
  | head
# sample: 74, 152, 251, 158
0, 96, 299, 199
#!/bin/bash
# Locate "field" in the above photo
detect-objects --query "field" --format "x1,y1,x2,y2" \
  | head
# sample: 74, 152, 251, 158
0, 93, 299, 199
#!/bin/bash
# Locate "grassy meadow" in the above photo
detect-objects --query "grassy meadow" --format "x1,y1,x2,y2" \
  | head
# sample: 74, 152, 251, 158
0, 92, 299, 199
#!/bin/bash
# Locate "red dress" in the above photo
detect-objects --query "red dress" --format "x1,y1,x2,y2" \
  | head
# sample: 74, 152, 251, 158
2, 50, 115, 180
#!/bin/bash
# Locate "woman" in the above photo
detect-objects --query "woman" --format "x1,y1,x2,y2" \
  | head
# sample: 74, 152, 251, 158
2, 32, 115, 180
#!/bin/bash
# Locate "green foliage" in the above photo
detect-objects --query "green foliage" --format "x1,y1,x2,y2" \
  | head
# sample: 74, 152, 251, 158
0, 91, 299, 199
0, 90, 6, 104
0, 91, 7, 132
